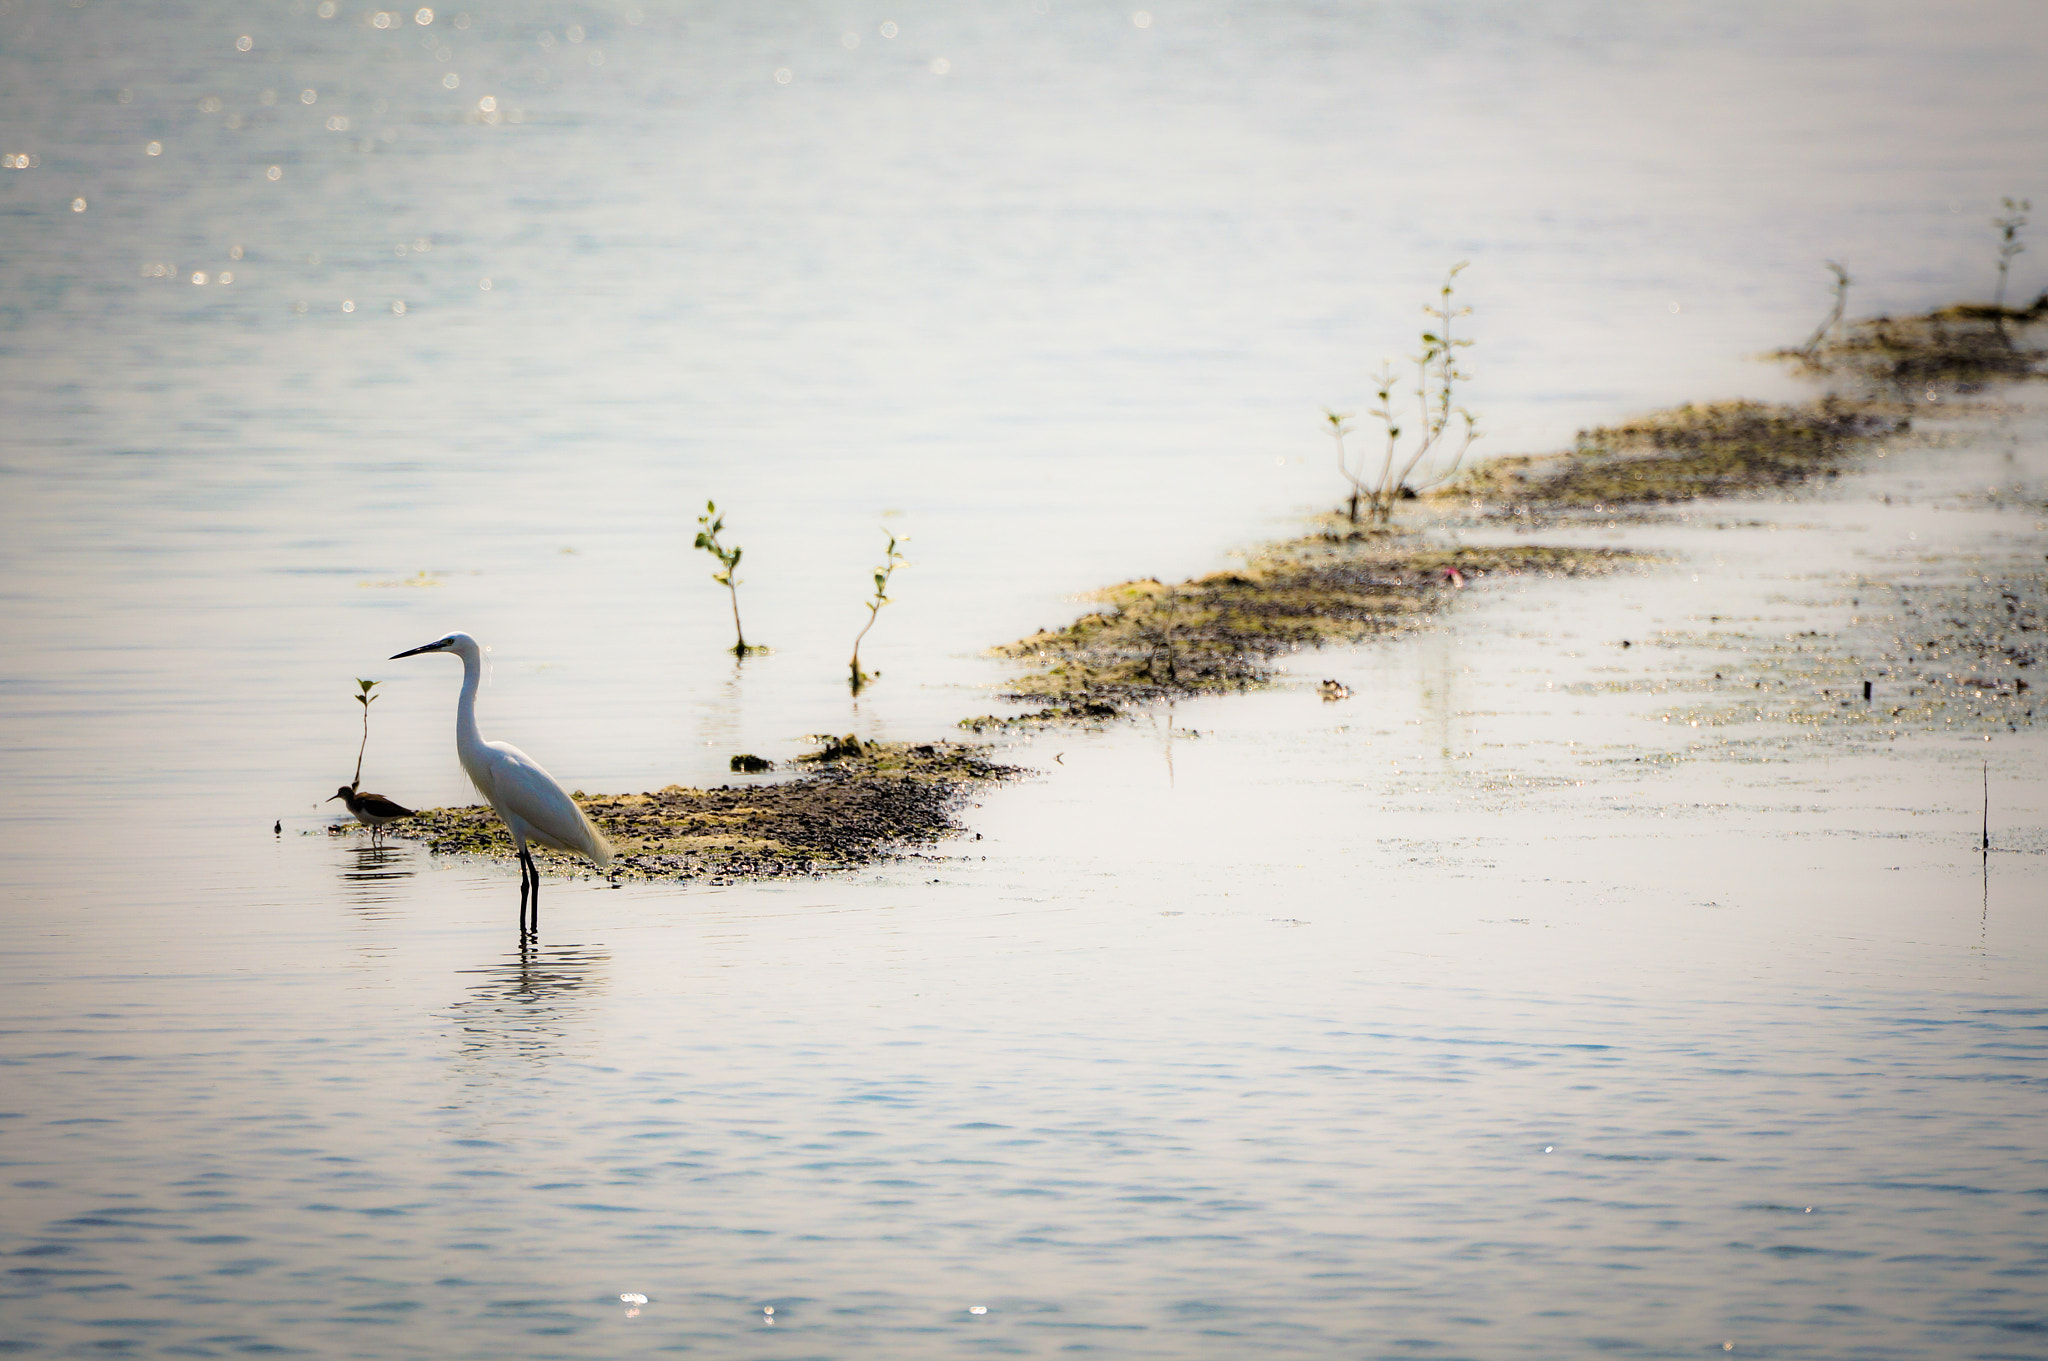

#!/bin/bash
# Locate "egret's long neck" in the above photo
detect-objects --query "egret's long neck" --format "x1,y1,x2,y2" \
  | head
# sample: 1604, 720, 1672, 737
454, 647, 487, 774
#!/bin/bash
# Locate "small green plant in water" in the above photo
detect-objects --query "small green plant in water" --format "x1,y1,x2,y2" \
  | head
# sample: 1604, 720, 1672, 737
1799, 260, 1851, 363
1993, 197, 2030, 343
1993, 197, 2029, 311
694, 500, 757, 656
351, 678, 379, 788
848, 530, 907, 693
1325, 263, 1479, 527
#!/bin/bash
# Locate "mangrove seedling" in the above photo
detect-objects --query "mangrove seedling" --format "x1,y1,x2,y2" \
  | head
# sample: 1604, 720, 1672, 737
1799, 260, 1851, 363
351, 678, 379, 788
848, 530, 907, 694
694, 500, 757, 656
1993, 197, 2030, 310
1323, 408, 1361, 523
1993, 196, 2030, 338
1326, 263, 1480, 527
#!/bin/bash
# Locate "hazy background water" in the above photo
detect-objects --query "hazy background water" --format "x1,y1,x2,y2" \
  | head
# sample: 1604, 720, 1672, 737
3, 1, 2047, 1356
4, 0, 2047, 802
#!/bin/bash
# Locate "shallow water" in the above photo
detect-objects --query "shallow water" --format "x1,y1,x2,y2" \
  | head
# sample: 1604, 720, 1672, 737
5, 2, 2048, 1357
5, 410, 2045, 1356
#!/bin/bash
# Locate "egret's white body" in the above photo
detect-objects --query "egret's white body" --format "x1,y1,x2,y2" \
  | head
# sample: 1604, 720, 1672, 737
391, 631, 612, 932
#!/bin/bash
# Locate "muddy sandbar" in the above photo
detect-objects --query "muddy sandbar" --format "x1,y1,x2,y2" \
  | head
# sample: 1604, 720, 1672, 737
383, 739, 1017, 881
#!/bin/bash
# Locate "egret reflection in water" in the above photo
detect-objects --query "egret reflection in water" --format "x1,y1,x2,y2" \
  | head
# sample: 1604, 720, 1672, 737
449, 943, 611, 1070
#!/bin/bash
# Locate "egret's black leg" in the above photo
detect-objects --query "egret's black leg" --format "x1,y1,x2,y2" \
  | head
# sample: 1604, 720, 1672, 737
520, 843, 536, 941
517, 850, 534, 939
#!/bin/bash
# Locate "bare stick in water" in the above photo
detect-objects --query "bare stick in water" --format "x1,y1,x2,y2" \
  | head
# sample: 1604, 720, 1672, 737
1982, 759, 1991, 852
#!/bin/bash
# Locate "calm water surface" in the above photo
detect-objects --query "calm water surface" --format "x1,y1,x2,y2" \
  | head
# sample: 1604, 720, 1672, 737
3, 2, 2047, 1356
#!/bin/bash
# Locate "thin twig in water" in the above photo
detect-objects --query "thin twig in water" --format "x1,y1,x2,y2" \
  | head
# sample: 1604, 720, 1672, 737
1982, 759, 1990, 852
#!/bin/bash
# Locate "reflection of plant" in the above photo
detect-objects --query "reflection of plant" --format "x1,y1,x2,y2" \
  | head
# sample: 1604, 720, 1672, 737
1993, 197, 2030, 313
848, 530, 907, 693
1799, 260, 1851, 362
694, 500, 756, 656
351, 678, 379, 788
1325, 264, 1479, 527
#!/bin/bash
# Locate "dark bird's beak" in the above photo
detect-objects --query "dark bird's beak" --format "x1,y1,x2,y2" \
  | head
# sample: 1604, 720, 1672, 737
325, 793, 343, 802
391, 641, 442, 659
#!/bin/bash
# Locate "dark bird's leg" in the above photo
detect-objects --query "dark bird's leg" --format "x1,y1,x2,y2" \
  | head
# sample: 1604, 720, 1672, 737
516, 849, 534, 939
529, 847, 543, 939
519, 847, 541, 941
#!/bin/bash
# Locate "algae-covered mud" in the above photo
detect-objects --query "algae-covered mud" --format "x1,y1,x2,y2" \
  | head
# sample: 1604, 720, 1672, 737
1793, 298, 2048, 391
978, 308, 2043, 714
1447, 399, 1904, 512
380, 304, 2044, 877
386, 739, 1015, 881
1450, 309, 2041, 515
974, 543, 1648, 716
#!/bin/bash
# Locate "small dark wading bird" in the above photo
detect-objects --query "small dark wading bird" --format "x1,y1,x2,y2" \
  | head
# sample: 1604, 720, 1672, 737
390, 631, 614, 937
327, 784, 415, 842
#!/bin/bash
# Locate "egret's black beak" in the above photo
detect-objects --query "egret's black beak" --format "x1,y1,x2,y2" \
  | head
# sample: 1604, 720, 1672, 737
391, 641, 444, 659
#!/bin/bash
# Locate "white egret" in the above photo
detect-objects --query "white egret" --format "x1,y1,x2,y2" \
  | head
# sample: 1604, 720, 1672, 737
326, 784, 414, 841
390, 631, 614, 935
